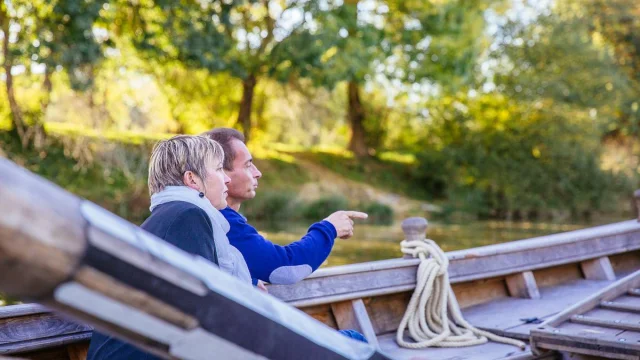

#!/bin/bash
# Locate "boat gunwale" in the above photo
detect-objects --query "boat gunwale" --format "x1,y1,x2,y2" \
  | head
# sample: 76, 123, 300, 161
303, 220, 640, 280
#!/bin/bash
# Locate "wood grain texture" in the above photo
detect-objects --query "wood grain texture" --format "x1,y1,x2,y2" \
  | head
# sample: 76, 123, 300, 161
74, 266, 198, 330
377, 332, 537, 360
532, 322, 640, 360
609, 252, 640, 277
331, 299, 378, 348
580, 257, 616, 281
506, 271, 540, 299
453, 276, 509, 309
541, 270, 640, 328
299, 304, 338, 329
534, 264, 583, 288
269, 232, 640, 307
366, 292, 412, 335
0, 159, 86, 299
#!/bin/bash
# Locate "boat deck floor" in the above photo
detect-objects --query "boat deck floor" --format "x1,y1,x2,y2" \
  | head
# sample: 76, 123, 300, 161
377, 279, 616, 360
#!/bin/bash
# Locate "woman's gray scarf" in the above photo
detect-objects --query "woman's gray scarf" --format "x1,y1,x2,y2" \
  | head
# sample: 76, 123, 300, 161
149, 186, 252, 283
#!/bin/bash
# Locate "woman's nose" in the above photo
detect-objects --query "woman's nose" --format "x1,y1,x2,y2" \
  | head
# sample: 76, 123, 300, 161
224, 173, 231, 184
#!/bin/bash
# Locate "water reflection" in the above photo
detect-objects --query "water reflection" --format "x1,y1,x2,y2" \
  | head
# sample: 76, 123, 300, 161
254, 216, 632, 267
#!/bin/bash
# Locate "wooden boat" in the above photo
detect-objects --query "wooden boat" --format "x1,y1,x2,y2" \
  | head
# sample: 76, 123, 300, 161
2, 213, 640, 359
2, 158, 640, 359
530, 269, 640, 359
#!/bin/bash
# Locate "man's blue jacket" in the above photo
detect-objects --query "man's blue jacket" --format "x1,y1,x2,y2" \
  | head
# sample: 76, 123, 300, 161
221, 207, 336, 284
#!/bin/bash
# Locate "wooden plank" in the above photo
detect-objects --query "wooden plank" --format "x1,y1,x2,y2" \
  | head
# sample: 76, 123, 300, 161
66, 343, 88, 360
464, 279, 613, 338
600, 301, 640, 313
581, 307, 640, 325
532, 323, 640, 360
366, 292, 412, 335
453, 276, 509, 309
610, 252, 640, 277
581, 257, 616, 281
0, 313, 91, 354
0, 304, 49, 320
299, 304, 337, 329
330, 299, 379, 348
377, 332, 537, 360
0, 331, 91, 356
539, 270, 640, 328
506, 271, 540, 299
534, 263, 582, 288
0, 160, 87, 299
268, 229, 640, 307
571, 314, 640, 332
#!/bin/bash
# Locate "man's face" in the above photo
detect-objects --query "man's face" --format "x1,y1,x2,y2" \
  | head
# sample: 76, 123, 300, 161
226, 139, 262, 203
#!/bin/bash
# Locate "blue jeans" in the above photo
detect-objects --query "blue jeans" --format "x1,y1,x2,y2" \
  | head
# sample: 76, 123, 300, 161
338, 329, 368, 343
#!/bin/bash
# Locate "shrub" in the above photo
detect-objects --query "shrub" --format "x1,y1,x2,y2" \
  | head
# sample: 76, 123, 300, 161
241, 191, 298, 221
302, 195, 348, 221
361, 201, 394, 225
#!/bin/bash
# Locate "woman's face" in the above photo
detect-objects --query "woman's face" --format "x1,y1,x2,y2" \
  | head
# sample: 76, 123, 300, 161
200, 157, 231, 210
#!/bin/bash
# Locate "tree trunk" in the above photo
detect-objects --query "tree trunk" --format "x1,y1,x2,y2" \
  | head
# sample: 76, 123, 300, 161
41, 66, 53, 111
237, 74, 257, 143
1, 5, 26, 144
347, 80, 369, 157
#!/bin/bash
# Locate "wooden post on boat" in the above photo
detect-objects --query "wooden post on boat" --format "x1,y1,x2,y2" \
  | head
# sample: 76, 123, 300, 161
401, 217, 428, 259
0, 159, 389, 360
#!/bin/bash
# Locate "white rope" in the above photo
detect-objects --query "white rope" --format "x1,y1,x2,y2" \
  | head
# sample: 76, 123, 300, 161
396, 238, 526, 350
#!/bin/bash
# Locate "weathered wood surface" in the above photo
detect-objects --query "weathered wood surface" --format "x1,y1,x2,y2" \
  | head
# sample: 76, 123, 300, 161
580, 257, 616, 281
2, 250, 639, 358
377, 333, 551, 360
464, 279, 615, 340
506, 271, 541, 299
0, 159, 388, 360
331, 299, 379, 348
0, 305, 91, 355
532, 323, 640, 360
530, 270, 640, 359
269, 221, 640, 307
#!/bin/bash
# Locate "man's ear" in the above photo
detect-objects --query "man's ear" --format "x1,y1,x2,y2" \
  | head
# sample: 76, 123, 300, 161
182, 171, 200, 191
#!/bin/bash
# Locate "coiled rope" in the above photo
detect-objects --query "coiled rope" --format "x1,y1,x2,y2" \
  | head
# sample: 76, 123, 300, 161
396, 238, 526, 349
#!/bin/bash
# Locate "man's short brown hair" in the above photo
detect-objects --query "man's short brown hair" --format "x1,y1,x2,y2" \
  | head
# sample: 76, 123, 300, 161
201, 128, 245, 171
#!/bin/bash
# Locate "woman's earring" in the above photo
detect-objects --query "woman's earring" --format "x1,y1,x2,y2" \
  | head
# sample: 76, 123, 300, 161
198, 192, 205, 198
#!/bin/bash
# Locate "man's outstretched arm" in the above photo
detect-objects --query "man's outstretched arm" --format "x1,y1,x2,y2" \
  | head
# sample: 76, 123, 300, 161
222, 208, 367, 284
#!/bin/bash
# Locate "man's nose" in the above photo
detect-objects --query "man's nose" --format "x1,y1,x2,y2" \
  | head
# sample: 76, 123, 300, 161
252, 165, 262, 179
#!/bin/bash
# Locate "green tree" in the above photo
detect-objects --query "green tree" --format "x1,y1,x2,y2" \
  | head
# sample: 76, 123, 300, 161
132, 0, 339, 142
308, 0, 488, 156
0, 0, 108, 146
586, 0, 640, 137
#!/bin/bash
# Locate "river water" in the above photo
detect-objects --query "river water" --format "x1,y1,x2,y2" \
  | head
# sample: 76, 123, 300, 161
255, 216, 633, 267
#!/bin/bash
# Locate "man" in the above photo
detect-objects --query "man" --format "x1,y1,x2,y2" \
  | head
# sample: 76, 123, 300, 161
203, 128, 368, 285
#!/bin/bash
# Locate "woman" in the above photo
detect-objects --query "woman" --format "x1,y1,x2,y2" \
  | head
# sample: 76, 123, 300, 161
87, 135, 252, 360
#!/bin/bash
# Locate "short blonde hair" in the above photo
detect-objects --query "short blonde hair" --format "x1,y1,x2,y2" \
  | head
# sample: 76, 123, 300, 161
148, 135, 224, 195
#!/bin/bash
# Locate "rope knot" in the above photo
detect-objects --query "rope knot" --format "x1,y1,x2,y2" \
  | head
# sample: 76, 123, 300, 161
397, 238, 526, 350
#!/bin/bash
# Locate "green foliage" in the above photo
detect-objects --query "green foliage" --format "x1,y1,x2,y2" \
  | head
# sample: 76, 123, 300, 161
241, 191, 299, 222
0, 131, 152, 224
360, 201, 394, 225
412, 93, 628, 219
5, 0, 110, 90
299, 150, 430, 200
302, 196, 348, 221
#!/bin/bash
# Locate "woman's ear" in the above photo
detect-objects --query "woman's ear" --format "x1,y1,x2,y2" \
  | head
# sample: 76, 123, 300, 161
182, 171, 201, 191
